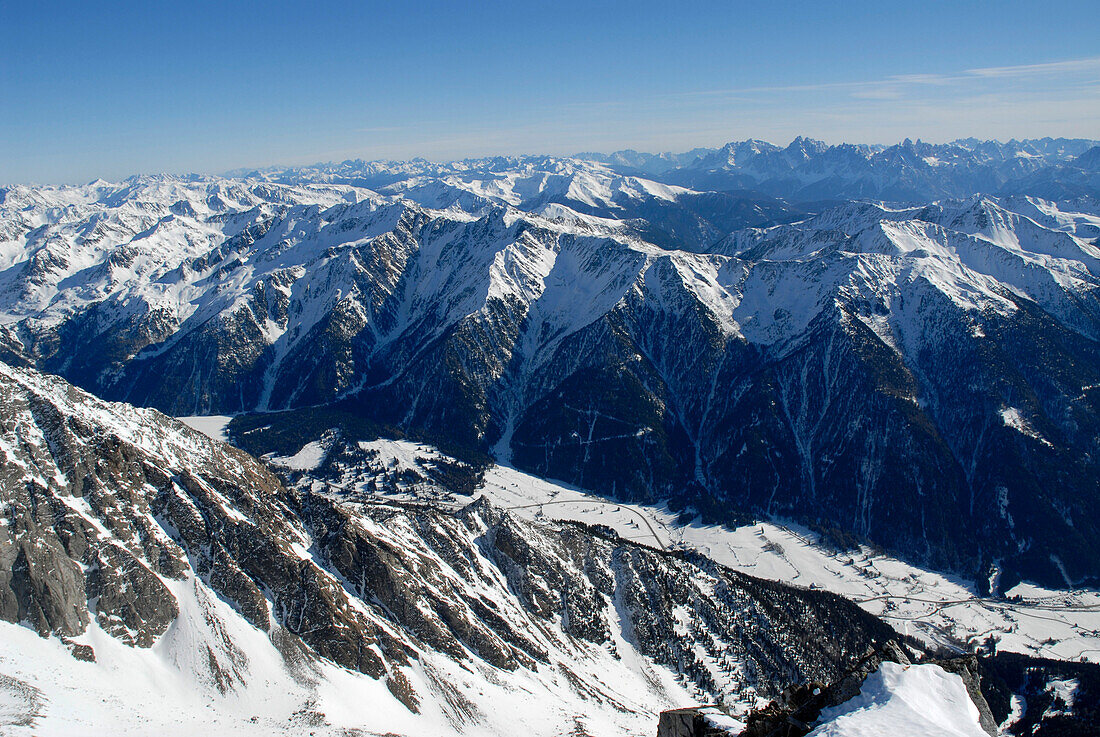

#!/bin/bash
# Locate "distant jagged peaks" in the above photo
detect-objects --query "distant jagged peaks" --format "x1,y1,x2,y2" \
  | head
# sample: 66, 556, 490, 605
600, 136, 1100, 202
616, 135, 1096, 169
214, 136, 1100, 205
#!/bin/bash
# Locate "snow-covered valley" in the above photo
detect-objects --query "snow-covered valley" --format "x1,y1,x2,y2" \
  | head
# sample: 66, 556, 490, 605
270, 433, 1100, 671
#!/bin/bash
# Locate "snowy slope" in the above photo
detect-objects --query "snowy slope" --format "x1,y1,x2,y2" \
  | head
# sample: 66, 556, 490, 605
807, 662, 988, 737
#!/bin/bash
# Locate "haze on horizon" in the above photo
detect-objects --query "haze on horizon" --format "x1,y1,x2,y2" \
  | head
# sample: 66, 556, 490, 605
3, 0, 1099, 184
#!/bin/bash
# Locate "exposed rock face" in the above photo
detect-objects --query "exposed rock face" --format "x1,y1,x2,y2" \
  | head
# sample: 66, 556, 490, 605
300, 489, 901, 700
0, 360, 407, 684
656, 707, 740, 737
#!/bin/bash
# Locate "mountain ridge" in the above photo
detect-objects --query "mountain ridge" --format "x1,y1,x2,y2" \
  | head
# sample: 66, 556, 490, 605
2, 150, 1099, 590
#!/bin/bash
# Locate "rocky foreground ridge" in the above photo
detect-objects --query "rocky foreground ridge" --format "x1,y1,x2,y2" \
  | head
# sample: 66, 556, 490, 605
0, 359, 901, 735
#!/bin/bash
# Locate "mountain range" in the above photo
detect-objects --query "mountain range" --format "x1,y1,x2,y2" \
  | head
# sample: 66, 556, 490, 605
3, 142, 1099, 590
2, 137, 1100, 734
235, 135, 1100, 204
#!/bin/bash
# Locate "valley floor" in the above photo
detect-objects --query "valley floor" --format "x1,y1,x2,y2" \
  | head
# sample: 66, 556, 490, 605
300, 436, 1100, 671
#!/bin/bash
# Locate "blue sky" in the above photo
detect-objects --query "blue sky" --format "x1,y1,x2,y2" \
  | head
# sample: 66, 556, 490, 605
2, 0, 1098, 183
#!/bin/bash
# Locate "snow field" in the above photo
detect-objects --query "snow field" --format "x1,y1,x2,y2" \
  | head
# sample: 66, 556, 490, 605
808, 662, 987, 737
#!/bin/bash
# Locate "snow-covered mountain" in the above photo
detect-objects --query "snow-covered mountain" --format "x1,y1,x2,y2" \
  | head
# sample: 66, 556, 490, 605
0, 360, 898, 735
575, 147, 717, 175
640, 137, 1100, 202
2, 149, 1099, 595
230, 136, 1100, 206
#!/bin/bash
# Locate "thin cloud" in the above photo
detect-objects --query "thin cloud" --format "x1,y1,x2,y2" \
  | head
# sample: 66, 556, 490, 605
967, 56, 1100, 78
850, 87, 905, 100
682, 55, 1100, 100
888, 73, 955, 86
